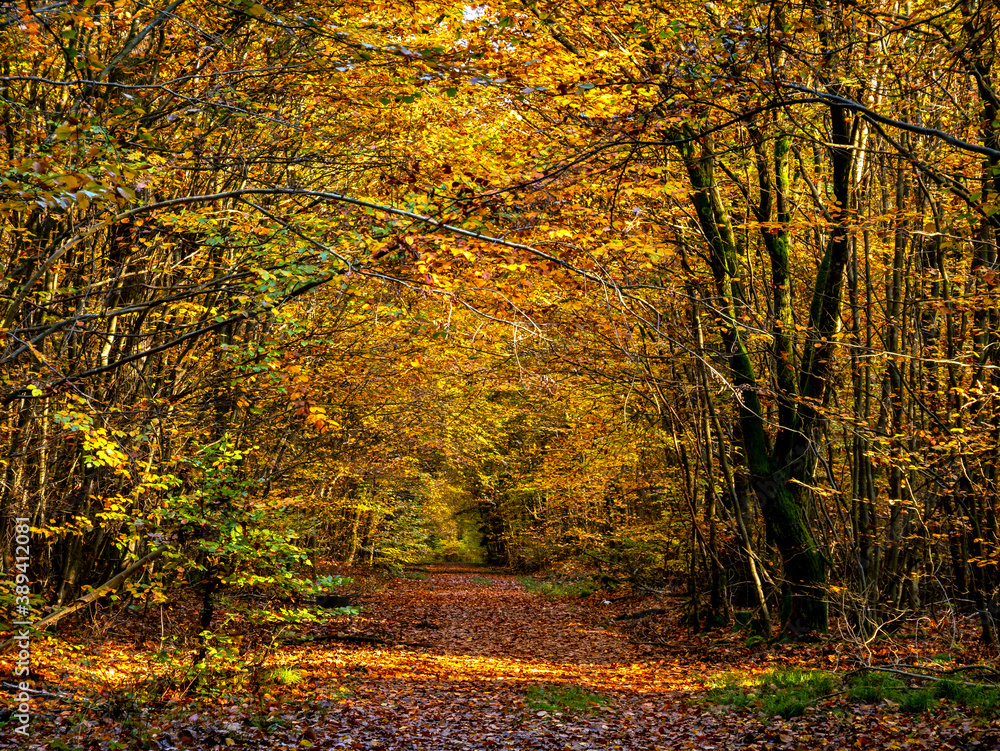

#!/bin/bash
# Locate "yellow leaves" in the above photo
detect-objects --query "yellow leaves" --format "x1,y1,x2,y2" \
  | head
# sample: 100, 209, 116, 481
82, 427, 129, 472
447, 246, 477, 263
52, 120, 80, 142
304, 405, 332, 432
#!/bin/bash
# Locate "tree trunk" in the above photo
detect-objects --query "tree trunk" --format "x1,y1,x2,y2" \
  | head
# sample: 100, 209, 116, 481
678, 132, 829, 632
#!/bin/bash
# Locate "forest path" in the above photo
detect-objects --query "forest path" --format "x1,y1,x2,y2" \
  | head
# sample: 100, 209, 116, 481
16, 566, 992, 750
290, 565, 716, 750
289, 569, 990, 749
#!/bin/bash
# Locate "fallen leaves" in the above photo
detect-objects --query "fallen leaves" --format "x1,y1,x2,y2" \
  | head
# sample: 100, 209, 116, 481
6, 566, 1000, 750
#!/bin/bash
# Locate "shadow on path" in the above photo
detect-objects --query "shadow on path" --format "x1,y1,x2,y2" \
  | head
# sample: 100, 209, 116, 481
291, 565, 716, 750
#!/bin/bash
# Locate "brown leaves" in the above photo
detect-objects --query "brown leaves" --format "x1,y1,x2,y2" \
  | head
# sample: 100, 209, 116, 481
8, 568, 1000, 751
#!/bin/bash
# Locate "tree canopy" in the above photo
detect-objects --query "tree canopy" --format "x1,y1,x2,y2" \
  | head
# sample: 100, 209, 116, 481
3, 0, 1000, 647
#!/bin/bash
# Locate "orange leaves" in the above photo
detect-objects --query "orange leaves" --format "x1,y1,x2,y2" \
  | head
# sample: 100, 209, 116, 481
293, 400, 334, 433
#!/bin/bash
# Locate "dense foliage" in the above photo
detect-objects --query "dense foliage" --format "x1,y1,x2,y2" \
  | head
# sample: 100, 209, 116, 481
3, 0, 1000, 646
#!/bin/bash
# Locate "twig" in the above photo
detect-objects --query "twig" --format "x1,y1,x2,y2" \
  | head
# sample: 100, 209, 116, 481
851, 666, 999, 689
1, 682, 88, 707
634, 585, 666, 596
0, 549, 164, 653
614, 608, 667, 621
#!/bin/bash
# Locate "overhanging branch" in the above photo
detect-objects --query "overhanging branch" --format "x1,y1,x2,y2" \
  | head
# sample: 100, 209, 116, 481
779, 82, 1000, 160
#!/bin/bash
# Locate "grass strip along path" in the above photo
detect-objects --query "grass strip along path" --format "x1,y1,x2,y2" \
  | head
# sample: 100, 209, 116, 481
6, 565, 1000, 749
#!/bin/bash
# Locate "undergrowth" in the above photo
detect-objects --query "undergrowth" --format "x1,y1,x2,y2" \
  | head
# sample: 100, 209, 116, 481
705, 668, 836, 718
706, 667, 1000, 719
518, 576, 596, 598
400, 571, 429, 581
525, 684, 609, 715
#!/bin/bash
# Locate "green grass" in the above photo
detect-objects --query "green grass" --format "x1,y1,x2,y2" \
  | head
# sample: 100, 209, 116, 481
525, 684, 609, 715
899, 690, 934, 713
847, 670, 905, 703
708, 667, 1000, 720
705, 668, 837, 718
850, 672, 1000, 716
518, 576, 596, 598
399, 571, 428, 581
471, 576, 492, 586
264, 666, 303, 686
932, 678, 1000, 714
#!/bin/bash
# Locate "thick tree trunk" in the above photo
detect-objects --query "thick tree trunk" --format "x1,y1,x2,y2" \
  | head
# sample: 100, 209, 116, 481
679, 132, 829, 633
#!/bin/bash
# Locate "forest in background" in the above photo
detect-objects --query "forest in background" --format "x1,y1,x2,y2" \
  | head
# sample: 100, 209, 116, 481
2, 0, 1000, 653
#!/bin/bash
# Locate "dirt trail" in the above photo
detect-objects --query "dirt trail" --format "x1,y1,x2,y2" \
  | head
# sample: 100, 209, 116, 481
16, 565, 994, 749
370, 566, 636, 663
290, 569, 990, 750
291, 566, 710, 750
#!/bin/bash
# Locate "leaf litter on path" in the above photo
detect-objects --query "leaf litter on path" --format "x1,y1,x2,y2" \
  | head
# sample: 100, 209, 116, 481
7, 565, 1000, 749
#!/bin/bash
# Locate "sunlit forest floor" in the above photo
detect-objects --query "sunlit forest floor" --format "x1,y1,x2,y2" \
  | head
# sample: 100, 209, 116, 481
5, 565, 1000, 749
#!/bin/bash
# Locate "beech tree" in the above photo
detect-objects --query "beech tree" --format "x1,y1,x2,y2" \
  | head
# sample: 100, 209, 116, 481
464, 0, 1000, 635
7, 0, 1000, 648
